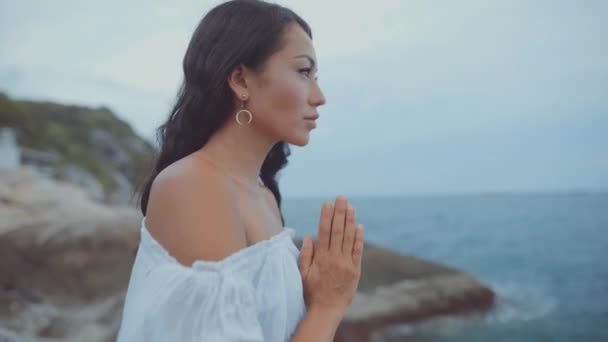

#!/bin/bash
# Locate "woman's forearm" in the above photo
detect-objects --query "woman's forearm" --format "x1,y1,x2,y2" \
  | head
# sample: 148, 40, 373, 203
290, 306, 344, 342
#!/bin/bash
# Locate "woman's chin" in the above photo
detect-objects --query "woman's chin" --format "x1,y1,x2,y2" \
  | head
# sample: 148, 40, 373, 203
289, 132, 311, 147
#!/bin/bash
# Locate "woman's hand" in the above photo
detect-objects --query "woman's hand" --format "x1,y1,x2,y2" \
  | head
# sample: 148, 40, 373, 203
298, 195, 365, 318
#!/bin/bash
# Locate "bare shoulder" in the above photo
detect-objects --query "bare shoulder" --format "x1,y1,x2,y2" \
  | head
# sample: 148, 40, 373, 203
144, 154, 247, 266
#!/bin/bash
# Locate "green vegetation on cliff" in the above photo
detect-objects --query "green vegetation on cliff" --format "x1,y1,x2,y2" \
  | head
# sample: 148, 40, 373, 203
0, 92, 156, 194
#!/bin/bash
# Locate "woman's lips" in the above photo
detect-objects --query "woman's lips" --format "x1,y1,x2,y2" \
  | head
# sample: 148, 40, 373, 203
304, 118, 317, 128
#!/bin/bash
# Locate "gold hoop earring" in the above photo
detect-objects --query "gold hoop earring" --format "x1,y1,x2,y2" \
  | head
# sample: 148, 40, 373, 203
235, 101, 252, 126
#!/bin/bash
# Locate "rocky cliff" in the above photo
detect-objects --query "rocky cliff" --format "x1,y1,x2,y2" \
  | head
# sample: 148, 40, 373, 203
0, 168, 141, 341
0, 92, 156, 204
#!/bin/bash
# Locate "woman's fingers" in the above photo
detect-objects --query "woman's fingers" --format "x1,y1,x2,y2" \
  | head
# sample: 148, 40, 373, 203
298, 236, 314, 276
342, 203, 356, 256
352, 224, 364, 266
330, 195, 347, 254
317, 200, 333, 251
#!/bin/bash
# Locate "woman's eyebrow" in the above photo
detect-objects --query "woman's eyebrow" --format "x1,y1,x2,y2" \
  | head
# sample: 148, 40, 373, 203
294, 54, 317, 70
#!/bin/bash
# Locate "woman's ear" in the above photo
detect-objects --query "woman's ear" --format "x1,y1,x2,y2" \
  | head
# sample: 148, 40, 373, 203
227, 65, 250, 100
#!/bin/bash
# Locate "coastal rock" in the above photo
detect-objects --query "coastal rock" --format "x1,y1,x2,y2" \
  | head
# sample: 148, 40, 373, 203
0, 93, 157, 205
0, 168, 140, 341
292, 241, 495, 342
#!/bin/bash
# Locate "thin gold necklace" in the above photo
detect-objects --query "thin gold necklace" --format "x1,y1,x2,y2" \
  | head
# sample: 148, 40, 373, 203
198, 154, 266, 192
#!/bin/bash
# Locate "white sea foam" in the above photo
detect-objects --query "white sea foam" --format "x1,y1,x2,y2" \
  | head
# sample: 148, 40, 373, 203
375, 281, 559, 340
485, 281, 559, 324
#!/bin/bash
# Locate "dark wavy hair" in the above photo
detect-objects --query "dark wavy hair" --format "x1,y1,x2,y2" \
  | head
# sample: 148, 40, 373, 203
138, 0, 311, 226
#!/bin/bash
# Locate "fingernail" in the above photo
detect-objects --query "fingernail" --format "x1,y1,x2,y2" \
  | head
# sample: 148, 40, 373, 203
323, 201, 331, 210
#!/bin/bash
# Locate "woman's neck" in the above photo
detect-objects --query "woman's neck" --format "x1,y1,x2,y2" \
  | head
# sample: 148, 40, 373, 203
195, 119, 277, 188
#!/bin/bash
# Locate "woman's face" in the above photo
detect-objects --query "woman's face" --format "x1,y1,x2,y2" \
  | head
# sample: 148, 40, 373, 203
245, 23, 326, 146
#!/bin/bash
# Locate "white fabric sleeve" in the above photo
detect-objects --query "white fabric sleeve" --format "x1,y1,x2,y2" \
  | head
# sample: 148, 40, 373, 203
142, 269, 265, 342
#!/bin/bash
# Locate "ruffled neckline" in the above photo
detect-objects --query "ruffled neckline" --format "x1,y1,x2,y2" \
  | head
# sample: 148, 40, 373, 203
140, 217, 297, 273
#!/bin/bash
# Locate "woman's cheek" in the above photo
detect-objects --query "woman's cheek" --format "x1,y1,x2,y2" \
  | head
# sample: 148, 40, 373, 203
270, 80, 299, 111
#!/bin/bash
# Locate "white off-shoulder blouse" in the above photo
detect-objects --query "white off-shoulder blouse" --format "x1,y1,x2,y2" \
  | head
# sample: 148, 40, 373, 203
117, 218, 307, 342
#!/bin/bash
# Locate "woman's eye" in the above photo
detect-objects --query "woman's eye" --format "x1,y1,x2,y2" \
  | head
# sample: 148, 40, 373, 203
298, 68, 312, 77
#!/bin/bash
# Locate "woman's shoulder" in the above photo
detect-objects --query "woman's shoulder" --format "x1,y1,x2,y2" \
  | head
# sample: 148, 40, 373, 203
152, 152, 224, 188
143, 154, 248, 268
147, 153, 234, 219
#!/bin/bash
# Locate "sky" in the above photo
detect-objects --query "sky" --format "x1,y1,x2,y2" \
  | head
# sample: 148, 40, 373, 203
1, 0, 607, 198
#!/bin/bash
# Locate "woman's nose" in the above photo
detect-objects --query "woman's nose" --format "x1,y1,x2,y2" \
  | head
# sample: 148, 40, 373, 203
310, 82, 326, 107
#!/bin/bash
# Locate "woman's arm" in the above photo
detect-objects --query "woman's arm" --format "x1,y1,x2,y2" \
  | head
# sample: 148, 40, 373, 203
290, 306, 344, 342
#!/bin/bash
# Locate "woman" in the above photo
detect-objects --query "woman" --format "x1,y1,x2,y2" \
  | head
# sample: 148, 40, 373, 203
118, 1, 365, 341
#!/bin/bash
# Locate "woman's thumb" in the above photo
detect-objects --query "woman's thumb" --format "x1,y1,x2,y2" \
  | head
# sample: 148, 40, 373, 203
298, 236, 313, 273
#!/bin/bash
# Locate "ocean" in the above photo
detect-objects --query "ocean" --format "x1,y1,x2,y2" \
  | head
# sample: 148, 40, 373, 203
283, 192, 608, 342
